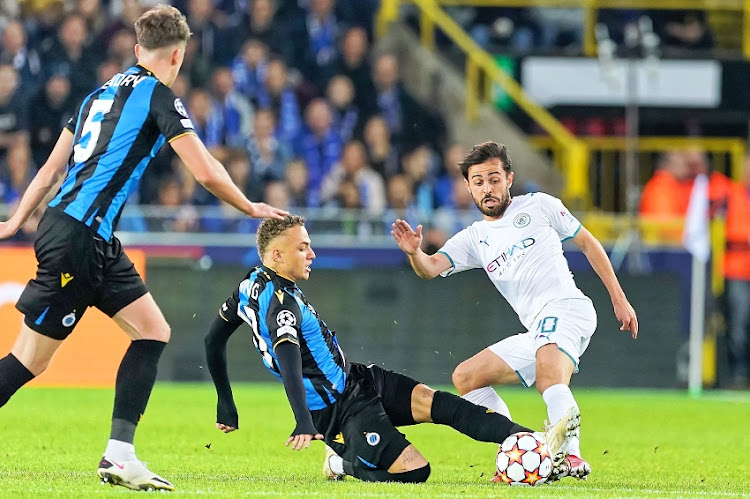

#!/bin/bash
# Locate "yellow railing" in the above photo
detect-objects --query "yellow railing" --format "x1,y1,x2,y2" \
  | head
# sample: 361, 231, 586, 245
432, 0, 750, 58
377, 0, 591, 208
530, 136, 746, 211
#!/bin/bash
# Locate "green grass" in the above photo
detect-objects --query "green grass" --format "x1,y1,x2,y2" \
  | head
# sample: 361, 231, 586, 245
1, 384, 749, 497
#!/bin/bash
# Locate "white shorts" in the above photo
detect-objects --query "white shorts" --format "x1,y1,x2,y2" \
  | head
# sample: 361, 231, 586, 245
488, 298, 597, 387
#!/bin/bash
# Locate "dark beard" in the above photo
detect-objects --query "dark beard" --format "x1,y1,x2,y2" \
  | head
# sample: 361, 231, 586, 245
474, 191, 511, 218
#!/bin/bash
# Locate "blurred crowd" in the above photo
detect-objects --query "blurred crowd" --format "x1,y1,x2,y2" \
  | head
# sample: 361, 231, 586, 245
0, 0, 486, 238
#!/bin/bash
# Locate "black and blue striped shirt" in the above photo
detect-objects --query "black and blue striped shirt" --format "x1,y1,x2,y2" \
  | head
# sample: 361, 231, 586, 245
49, 64, 195, 240
220, 266, 348, 410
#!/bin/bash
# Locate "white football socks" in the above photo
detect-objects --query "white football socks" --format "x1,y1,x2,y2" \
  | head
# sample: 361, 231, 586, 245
104, 439, 137, 463
461, 386, 512, 420
542, 383, 581, 457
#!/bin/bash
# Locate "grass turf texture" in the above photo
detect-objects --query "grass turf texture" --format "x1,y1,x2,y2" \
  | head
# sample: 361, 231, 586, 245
1, 384, 748, 497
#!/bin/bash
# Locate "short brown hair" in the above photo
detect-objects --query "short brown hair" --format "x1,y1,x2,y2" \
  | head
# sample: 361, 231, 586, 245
257, 215, 306, 260
458, 141, 512, 179
134, 5, 191, 50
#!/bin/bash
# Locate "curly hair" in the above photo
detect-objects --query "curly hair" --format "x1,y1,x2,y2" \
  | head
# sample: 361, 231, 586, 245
256, 215, 306, 260
134, 5, 191, 50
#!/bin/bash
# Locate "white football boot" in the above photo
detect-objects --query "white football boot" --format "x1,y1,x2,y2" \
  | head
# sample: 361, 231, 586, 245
536, 406, 580, 481
322, 445, 346, 480
97, 457, 175, 491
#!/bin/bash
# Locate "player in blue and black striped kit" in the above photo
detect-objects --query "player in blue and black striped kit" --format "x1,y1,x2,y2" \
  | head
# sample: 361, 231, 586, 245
0, 5, 286, 492
205, 215, 580, 483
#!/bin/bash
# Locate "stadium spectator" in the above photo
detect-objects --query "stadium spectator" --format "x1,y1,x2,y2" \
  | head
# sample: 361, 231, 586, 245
284, 158, 310, 209
186, 0, 234, 65
724, 156, 750, 390
526, 7, 582, 51
433, 175, 482, 236
96, 58, 122, 85
247, 108, 290, 185
434, 143, 467, 208
384, 173, 421, 230
153, 174, 200, 233
335, 26, 376, 116
363, 115, 399, 179
106, 28, 137, 68
401, 145, 438, 217
372, 53, 446, 153
76, 0, 108, 39
326, 74, 363, 143
257, 58, 303, 147
639, 151, 692, 242
231, 38, 269, 105
0, 64, 28, 161
320, 140, 386, 216
392, 141, 638, 482
208, 66, 255, 149
41, 13, 98, 101
653, 9, 714, 51
263, 180, 291, 211
0, 20, 42, 99
27, 71, 74, 167
289, 0, 343, 89
297, 98, 342, 205
0, 142, 32, 204
186, 87, 217, 146
232, 0, 292, 65
181, 31, 213, 89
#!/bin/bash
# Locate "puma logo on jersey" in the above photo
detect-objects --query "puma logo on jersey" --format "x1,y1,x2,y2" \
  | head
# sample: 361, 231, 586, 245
61, 273, 74, 287
479, 237, 489, 246
333, 433, 345, 444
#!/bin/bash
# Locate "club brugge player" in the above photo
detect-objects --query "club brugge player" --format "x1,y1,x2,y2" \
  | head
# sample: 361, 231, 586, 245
0, 5, 286, 492
392, 141, 639, 481
204, 215, 580, 482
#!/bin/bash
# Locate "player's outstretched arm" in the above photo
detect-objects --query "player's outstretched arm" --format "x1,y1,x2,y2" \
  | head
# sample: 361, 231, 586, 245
170, 134, 288, 220
391, 219, 452, 279
205, 315, 243, 432
0, 130, 72, 240
572, 226, 638, 338
274, 341, 323, 450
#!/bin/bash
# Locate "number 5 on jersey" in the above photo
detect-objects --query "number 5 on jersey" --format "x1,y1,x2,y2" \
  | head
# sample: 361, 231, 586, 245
73, 99, 115, 163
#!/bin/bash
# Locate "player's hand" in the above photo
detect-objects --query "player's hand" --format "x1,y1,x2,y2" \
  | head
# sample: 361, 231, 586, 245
0, 220, 20, 240
247, 202, 289, 220
285, 432, 324, 451
391, 219, 423, 255
216, 423, 237, 433
614, 299, 638, 339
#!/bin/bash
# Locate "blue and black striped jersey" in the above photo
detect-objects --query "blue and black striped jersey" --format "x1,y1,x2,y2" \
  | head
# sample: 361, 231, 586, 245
219, 266, 348, 410
49, 64, 195, 240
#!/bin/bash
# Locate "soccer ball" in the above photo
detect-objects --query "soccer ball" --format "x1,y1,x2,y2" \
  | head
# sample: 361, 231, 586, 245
495, 432, 552, 486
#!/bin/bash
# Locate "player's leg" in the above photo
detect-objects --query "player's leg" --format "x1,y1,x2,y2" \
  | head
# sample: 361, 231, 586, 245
364, 363, 531, 443
96, 292, 173, 491
0, 323, 62, 407
94, 239, 173, 491
452, 333, 535, 419
533, 300, 596, 480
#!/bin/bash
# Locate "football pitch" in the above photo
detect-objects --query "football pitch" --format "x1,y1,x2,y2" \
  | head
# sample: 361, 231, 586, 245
1, 384, 748, 498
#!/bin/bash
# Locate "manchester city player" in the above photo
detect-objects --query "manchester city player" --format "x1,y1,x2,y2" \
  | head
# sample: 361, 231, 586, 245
392, 141, 638, 481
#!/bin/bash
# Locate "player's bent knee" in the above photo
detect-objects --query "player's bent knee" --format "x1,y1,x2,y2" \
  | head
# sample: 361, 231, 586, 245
142, 321, 171, 342
452, 363, 476, 394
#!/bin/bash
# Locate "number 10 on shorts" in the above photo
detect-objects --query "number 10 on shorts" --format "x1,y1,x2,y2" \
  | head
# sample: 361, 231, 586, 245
536, 317, 558, 338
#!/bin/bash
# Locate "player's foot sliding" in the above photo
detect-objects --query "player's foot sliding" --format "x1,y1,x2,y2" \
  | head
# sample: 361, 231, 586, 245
322, 445, 345, 481
561, 454, 591, 480
97, 457, 175, 491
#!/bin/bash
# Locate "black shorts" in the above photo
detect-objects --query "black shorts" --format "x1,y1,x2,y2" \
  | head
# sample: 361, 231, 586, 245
16, 208, 148, 340
311, 363, 421, 470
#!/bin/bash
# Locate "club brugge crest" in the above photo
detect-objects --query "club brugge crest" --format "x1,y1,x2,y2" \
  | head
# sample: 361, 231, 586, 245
513, 212, 530, 228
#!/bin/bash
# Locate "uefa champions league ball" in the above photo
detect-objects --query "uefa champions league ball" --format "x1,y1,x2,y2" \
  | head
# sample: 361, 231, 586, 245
495, 432, 553, 486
